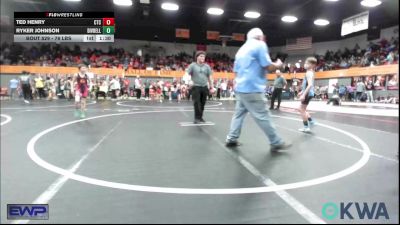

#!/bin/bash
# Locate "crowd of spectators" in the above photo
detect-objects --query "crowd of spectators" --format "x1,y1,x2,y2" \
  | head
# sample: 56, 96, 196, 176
6, 71, 238, 103
0, 43, 234, 72
1, 36, 398, 104
282, 36, 399, 73
5, 70, 398, 104
1, 36, 397, 73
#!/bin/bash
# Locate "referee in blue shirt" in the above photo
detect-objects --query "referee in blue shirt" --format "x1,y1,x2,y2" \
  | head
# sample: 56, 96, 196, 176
225, 28, 291, 152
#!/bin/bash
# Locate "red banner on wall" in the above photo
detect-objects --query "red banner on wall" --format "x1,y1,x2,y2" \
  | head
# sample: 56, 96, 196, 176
207, 31, 220, 40
176, 28, 190, 39
232, 33, 245, 41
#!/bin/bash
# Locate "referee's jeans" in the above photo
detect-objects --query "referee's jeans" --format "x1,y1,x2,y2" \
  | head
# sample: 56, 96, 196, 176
227, 93, 283, 145
192, 86, 208, 120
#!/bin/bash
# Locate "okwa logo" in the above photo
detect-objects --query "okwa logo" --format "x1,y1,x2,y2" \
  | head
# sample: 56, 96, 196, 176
322, 202, 389, 220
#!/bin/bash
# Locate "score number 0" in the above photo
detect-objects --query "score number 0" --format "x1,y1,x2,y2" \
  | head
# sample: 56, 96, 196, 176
103, 18, 114, 26
94, 18, 114, 26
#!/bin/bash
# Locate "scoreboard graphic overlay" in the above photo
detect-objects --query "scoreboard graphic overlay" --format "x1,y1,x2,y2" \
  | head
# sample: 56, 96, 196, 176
14, 12, 114, 42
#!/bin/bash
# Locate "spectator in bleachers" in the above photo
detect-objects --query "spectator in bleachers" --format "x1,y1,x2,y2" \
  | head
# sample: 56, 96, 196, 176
385, 51, 396, 64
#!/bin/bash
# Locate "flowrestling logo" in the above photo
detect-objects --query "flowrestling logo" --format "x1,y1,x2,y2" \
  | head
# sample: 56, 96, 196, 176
322, 202, 389, 220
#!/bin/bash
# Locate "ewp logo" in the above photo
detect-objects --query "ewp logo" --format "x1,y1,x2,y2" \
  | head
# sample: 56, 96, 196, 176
7, 204, 49, 220
322, 202, 389, 220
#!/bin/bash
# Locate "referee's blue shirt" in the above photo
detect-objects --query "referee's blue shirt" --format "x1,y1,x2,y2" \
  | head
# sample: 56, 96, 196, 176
234, 39, 273, 93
